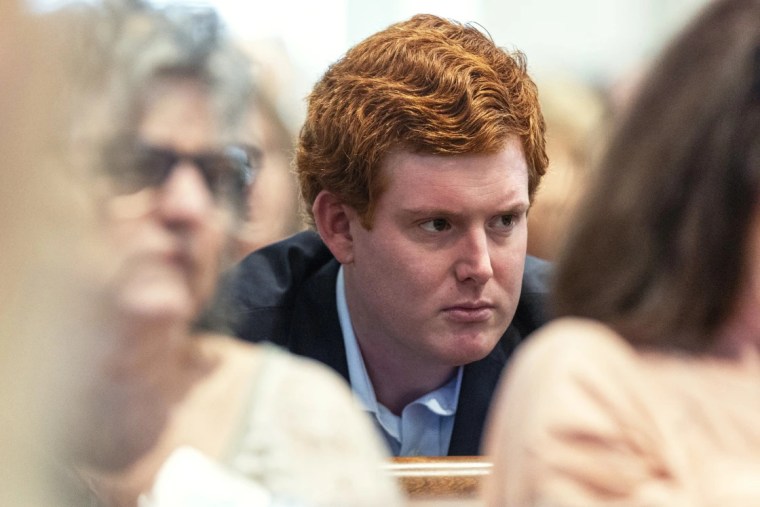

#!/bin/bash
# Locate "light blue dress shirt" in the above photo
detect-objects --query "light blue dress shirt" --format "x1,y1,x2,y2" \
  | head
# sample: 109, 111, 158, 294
335, 267, 463, 456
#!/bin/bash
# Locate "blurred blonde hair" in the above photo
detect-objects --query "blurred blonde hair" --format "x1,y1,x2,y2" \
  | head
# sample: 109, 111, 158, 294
527, 75, 605, 260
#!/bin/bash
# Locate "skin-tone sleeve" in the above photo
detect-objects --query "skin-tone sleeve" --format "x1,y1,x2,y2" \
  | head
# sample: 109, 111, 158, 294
481, 318, 689, 507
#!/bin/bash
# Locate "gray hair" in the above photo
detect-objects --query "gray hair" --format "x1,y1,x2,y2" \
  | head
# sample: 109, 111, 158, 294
67, 0, 251, 144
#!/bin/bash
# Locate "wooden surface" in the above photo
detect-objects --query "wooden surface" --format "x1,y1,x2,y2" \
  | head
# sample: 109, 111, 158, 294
407, 499, 483, 507
385, 456, 492, 500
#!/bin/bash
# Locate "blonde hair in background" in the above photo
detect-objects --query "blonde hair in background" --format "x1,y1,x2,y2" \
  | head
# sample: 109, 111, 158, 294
527, 75, 606, 261
234, 56, 304, 259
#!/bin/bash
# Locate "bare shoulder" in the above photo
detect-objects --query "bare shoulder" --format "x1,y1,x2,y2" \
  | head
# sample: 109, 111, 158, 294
486, 318, 651, 459
513, 317, 638, 376
497, 317, 647, 414
193, 336, 365, 428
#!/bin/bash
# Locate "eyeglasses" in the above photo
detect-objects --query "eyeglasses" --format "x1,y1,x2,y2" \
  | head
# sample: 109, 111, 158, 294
105, 141, 262, 212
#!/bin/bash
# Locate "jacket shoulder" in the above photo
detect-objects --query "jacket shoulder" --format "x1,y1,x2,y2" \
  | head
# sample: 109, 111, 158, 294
205, 232, 338, 342
229, 231, 334, 306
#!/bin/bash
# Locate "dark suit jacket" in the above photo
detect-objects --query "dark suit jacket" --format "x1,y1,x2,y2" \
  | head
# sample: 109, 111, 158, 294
211, 230, 551, 456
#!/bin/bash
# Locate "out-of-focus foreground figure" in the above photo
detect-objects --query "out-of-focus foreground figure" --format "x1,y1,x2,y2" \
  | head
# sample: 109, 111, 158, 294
3, 1, 402, 506
62, 2, 402, 506
483, 0, 760, 505
0, 2, 106, 505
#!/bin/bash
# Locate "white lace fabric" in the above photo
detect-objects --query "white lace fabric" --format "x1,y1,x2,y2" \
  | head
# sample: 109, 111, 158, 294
223, 345, 404, 507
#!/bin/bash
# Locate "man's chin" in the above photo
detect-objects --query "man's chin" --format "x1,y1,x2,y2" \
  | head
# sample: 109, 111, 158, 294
438, 332, 500, 366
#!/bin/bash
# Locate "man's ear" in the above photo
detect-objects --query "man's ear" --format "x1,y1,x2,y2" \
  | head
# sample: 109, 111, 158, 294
312, 190, 356, 264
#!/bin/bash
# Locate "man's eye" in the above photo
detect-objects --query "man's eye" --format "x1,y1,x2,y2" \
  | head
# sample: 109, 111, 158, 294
420, 218, 450, 232
493, 214, 517, 230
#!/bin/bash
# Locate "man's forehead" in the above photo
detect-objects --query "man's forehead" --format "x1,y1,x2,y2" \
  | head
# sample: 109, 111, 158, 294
381, 140, 528, 182
375, 140, 529, 212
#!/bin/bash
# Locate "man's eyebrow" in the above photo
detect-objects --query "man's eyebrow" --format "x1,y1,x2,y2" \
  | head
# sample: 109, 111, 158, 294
400, 207, 456, 217
399, 202, 530, 218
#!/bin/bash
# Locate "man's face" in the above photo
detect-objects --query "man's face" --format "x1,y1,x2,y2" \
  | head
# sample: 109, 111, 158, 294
342, 136, 529, 371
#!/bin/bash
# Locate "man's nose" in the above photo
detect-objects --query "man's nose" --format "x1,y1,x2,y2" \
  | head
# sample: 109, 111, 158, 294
155, 161, 214, 228
454, 228, 494, 285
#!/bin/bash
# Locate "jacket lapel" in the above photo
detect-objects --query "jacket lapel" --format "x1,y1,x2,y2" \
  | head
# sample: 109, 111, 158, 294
447, 329, 512, 455
286, 260, 351, 383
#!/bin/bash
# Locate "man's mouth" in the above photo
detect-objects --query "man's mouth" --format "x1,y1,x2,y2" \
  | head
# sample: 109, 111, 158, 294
442, 301, 494, 323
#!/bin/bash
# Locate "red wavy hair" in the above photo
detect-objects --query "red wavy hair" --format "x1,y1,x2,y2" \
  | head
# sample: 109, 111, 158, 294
297, 13, 547, 227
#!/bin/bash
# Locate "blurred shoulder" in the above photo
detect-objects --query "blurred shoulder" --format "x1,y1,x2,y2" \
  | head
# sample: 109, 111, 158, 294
231, 345, 404, 506
521, 317, 634, 357
251, 344, 374, 432
488, 318, 651, 456
264, 345, 354, 396
509, 317, 641, 387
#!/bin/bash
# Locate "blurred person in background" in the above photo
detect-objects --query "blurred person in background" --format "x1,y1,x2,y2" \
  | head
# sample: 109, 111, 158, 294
234, 81, 303, 260
483, 0, 760, 504
213, 13, 551, 457
46, 1, 402, 506
526, 76, 605, 261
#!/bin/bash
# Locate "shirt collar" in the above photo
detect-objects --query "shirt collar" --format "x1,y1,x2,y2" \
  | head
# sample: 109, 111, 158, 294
336, 266, 382, 416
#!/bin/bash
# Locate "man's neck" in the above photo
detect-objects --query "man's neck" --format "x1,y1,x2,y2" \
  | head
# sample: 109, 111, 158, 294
337, 266, 457, 415
354, 333, 457, 415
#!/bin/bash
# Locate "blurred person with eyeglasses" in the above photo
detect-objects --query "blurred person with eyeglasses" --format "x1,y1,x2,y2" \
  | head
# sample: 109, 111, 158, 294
55, 2, 403, 506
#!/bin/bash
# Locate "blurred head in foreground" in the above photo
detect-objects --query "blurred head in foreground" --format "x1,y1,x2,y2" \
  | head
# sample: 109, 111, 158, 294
482, 2, 760, 505
0, 1, 254, 494
74, 0, 254, 329
553, 0, 760, 352
60, 0, 256, 467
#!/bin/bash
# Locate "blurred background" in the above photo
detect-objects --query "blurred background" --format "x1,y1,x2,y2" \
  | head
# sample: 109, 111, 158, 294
27, 0, 713, 134
27, 0, 714, 260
